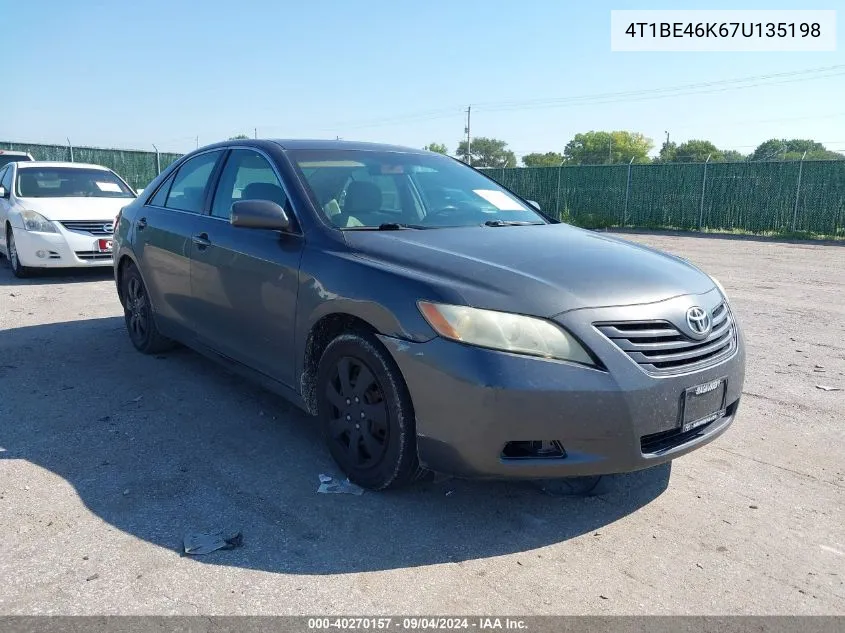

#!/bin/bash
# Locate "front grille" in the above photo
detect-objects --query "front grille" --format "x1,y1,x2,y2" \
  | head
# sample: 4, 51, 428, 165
60, 220, 113, 236
596, 302, 735, 374
75, 251, 112, 261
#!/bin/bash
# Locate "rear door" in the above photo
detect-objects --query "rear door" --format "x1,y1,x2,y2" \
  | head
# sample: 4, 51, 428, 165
189, 148, 304, 387
134, 150, 224, 340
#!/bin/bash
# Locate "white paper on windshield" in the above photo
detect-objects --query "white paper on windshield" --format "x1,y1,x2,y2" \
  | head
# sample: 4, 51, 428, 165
472, 189, 525, 211
95, 181, 122, 192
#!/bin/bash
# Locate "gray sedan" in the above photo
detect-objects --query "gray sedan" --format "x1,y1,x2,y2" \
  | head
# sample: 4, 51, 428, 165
113, 139, 745, 490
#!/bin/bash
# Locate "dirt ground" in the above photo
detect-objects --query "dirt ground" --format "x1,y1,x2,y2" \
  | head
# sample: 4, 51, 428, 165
0, 231, 842, 615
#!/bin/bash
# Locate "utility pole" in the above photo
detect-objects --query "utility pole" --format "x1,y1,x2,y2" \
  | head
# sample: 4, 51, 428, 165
195, 136, 199, 149
465, 105, 472, 166
608, 135, 612, 164
665, 131, 670, 146
254, 127, 258, 139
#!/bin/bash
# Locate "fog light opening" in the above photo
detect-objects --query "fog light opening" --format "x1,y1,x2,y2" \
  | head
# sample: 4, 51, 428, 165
36, 250, 47, 258
501, 440, 566, 460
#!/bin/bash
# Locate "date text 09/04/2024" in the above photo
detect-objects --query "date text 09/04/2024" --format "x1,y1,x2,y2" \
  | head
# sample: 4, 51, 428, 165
624, 22, 821, 39
307, 618, 528, 630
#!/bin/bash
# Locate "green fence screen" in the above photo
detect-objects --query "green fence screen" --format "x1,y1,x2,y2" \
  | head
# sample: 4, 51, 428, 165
483, 160, 845, 239
0, 141, 182, 191
3, 141, 843, 238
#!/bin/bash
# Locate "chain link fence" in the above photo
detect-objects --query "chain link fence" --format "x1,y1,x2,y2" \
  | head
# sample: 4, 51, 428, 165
0, 141, 182, 191
484, 159, 845, 238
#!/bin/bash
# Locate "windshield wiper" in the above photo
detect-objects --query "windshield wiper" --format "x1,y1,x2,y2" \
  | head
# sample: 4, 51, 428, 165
344, 223, 429, 231
483, 219, 545, 227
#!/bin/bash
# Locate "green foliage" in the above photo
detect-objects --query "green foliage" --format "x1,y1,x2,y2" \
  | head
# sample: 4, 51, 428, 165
229, 134, 250, 140
674, 139, 723, 163
750, 138, 844, 161
656, 141, 678, 163
456, 137, 516, 168
423, 143, 448, 155
522, 152, 565, 167
722, 150, 746, 162
563, 131, 652, 165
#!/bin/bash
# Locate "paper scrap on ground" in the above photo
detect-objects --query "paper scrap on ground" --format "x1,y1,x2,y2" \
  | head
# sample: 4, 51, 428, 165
473, 189, 526, 211
183, 530, 243, 555
816, 385, 841, 391
317, 475, 364, 495
96, 181, 123, 193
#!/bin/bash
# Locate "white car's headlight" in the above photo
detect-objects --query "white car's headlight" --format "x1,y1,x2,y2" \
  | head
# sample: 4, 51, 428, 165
418, 301, 596, 366
21, 210, 57, 233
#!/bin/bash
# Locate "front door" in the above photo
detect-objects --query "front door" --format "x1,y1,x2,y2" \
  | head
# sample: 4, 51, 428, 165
190, 148, 303, 387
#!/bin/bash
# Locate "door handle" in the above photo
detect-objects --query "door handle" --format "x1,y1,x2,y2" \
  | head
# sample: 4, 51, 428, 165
137, 217, 147, 230
192, 233, 211, 249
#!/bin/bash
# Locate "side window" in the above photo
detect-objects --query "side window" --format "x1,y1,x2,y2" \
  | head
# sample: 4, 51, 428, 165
0, 166, 12, 192
148, 173, 175, 207
211, 150, 286, 220
164, 151, 223, 213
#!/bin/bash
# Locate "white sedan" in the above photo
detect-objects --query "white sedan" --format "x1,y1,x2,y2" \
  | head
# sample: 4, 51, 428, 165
0, 161, 136, 277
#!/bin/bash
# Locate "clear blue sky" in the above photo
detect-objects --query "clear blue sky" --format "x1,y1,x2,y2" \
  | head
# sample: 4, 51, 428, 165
3, 0, 843, 159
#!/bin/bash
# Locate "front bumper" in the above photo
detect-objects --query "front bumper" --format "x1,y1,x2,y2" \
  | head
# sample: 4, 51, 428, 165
378, 291, 746, 480
12, 225, 113, 268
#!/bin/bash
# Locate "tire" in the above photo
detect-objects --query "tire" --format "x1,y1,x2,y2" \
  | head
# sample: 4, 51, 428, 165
316, 332, 422, 490
7, 226, 32, 278
121, 262, 175, 354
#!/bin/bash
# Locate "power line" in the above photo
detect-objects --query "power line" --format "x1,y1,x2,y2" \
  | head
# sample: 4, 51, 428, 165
302, 63, 845, 132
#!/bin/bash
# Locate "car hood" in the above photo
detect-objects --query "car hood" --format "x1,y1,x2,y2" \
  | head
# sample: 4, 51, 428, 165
344, 223, 715, 317
16, 197, 134, 221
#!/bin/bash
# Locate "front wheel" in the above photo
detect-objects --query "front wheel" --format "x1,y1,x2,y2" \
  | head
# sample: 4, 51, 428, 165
317, 332, 422, 490
7, 226, 32, 278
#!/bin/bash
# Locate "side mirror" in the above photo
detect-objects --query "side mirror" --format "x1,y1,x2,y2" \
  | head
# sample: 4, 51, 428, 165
231, 199, 290, 231
527, 200, 541, 211
0, 186, 7, 199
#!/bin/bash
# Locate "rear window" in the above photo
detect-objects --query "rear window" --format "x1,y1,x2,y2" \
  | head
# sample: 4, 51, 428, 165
16, 167, 135, 198
0, 154, 32, 169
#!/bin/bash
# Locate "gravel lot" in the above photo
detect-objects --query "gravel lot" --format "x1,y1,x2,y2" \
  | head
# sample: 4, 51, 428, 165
0, 231, 843, 615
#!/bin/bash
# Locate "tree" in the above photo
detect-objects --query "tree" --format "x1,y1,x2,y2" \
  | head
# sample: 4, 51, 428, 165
674, 139, 723, 163
522, 152, 565, 167
563, 131, 652, 165
750, 138, 844, 161
423, 143, 448, 155
656, 141, 678, 163
455, 137, 516, 168
722, 150, 747, 162
229, 134, 250, 140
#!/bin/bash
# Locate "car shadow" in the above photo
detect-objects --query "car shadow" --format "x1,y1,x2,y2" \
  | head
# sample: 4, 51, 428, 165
0, 316, 671, 574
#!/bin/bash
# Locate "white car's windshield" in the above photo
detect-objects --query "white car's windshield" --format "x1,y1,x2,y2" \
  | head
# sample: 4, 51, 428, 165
16, 167, 134, 198
290, 149, 546, 229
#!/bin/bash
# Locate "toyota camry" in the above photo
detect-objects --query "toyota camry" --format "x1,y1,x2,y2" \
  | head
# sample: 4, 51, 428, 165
112, 139, 745, 490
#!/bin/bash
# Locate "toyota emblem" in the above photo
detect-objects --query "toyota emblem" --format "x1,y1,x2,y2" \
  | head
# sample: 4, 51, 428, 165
686, 306, 711, 337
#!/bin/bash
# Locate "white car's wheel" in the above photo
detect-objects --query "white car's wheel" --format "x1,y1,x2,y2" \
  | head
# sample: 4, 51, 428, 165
6, 226, 32, 278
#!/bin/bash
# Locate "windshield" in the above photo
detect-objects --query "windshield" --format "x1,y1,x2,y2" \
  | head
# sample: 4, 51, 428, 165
16, 167, 135, 198
289, 149, 546, 229
0, 155, 32, 169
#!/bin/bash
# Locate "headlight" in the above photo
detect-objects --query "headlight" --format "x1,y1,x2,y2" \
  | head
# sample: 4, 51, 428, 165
418, 301, 596, 366
21, 210, 57, 233
710, 276, 729, 301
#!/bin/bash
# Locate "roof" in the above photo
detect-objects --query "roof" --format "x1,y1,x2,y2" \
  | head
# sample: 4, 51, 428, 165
16, 161, 112, 170
271, 139, 429, 154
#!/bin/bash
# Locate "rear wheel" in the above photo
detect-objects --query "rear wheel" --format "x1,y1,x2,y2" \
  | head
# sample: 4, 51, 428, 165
121, 262, 175, 354
317, 332, 422, 490
7, 226, 32, 278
